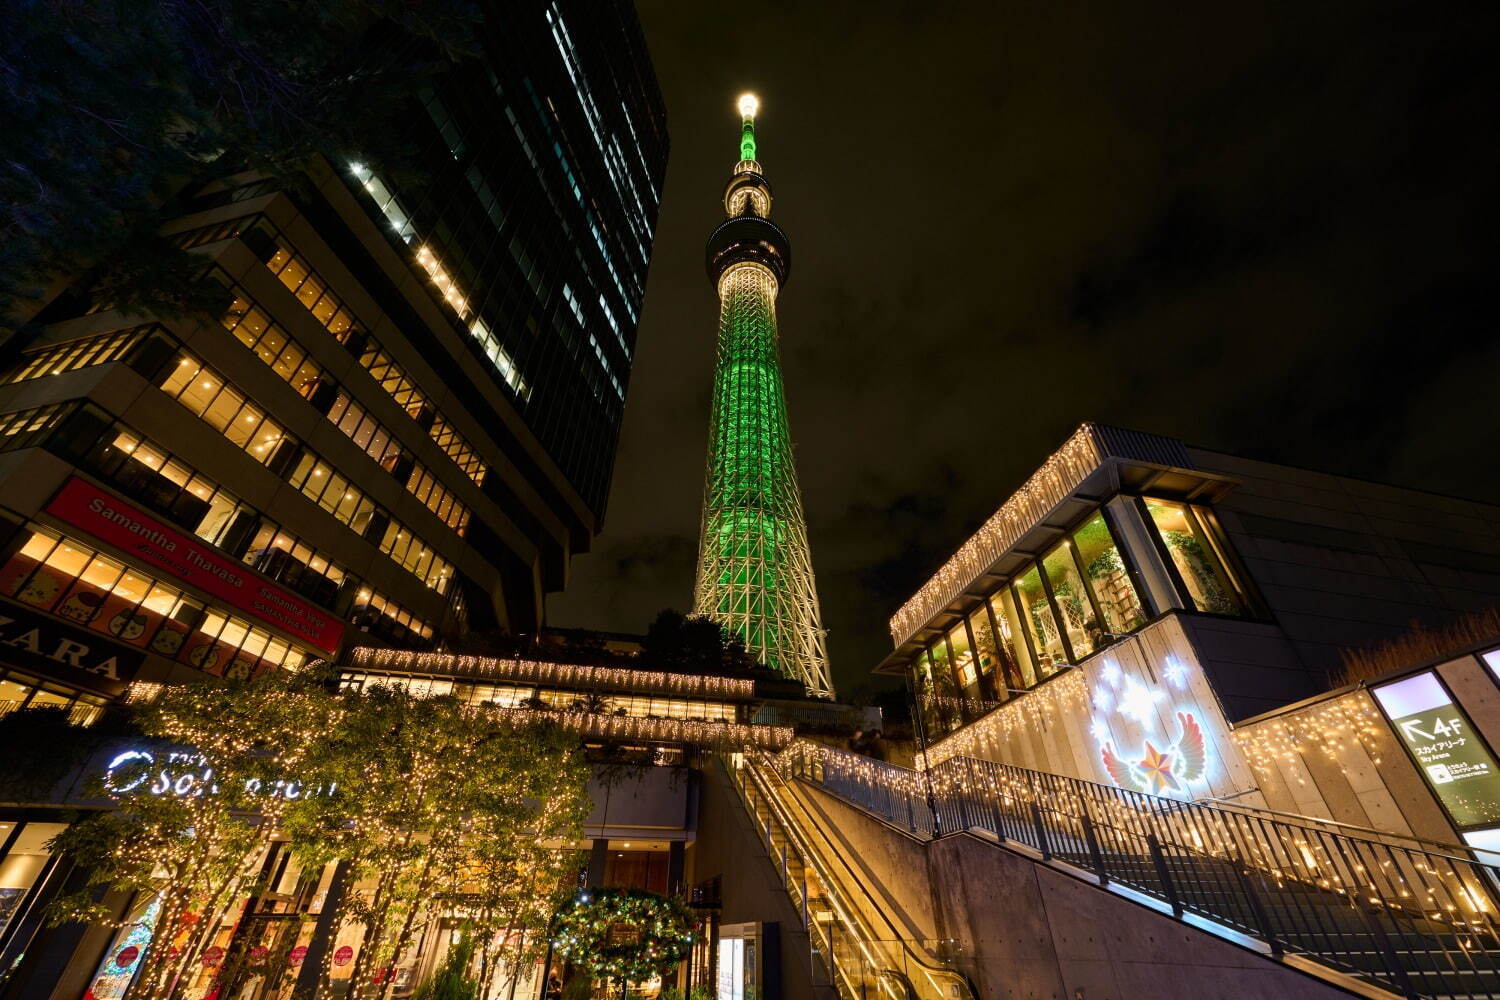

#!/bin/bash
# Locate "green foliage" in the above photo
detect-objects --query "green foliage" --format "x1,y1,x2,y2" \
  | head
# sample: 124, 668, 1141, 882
412, 932, 478, 1000
639, 609, 758, 676
283, 682, 592, 1000
549, 888, 694, 985
0, 704, 135, 801
45, 665, 339, 1000
0, 0, 480, 320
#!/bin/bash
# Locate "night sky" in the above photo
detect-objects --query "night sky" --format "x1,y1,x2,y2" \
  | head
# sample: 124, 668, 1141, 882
551, 1, 1500, 698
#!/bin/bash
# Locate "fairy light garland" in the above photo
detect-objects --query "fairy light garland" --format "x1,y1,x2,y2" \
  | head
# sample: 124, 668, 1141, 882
347, 649, 756, 700
921, 671, 1089, 768
889, 425, 1105, 645
1231, 690, 1388, 786
462, 703, 793, 750
549, 888, 693, 983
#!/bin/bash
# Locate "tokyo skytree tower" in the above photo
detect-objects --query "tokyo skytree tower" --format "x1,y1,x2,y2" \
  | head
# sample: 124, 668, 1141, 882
694, 94, 834, 698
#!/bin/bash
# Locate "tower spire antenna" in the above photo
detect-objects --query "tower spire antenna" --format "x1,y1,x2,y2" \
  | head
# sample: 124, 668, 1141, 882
697, 92, 834, 698
737, 92, 759, 162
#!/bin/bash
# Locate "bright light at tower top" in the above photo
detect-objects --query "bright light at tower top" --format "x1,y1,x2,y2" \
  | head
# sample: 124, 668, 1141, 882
738, 93, 759, 119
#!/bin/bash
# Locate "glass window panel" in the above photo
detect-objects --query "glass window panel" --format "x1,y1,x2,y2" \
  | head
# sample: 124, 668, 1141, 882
1013, 567, 1068, 676
990, 589, 1036, 689
1042, 541, 1099, 657
1144, 499, 1246, 615
967, 605, 1008, 700
948, 622, 980, 699
1072, 512, 1145, 635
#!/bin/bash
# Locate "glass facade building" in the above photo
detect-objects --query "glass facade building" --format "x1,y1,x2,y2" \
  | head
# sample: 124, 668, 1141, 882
0, 0, 667, 714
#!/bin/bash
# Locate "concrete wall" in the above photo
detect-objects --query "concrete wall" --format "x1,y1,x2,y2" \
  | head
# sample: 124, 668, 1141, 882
1195, 449, 1500, 684
687, 764, 818, 1000
928, 832, 1360, 1000
1232, 649, 1500, 845
926, 615, 1262, 804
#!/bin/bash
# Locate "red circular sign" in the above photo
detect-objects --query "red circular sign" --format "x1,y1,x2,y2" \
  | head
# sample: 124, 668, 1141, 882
249, 947, 268, 962
202, 947, 224, 967
289, 946, 308, 967
333, 946, 354, 967
114, 946, 139, 968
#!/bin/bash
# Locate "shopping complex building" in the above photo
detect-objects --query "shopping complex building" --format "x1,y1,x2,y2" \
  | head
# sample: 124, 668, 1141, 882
0, 0, 666, 706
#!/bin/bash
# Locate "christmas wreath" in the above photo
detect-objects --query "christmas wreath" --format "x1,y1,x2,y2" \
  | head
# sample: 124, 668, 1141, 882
550, 888, 693, 982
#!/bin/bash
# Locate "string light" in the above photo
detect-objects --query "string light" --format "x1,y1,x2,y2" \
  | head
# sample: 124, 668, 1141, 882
890, 424, 1106, 645
348, 649, 757, 700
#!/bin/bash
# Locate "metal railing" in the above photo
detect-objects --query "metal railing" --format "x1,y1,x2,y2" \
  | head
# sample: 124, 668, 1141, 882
780, 740, 1500, 1000
718, 753, 976, 1000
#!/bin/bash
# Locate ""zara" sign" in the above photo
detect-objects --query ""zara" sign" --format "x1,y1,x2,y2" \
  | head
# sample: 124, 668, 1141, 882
0, 597, 143, 695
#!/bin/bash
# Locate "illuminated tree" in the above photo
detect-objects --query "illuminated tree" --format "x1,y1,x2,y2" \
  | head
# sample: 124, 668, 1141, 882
45, 666, 339, 1000
282, 684, 592, 1000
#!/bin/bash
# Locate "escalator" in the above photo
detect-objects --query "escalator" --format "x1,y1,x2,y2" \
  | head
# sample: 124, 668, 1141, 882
719, 751, 975, 1000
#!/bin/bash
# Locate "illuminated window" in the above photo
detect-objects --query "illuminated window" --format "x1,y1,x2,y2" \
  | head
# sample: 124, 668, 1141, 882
1042, 541, 1099, 658
1071, 512, 1145, 634
989, 590, 1037, 688
378, 523, 453, 595
1, 527, 313, 674
1142, 498, 1247, 616
947, 621, 980, 699
287, 454, 377, 536
0, 669, 108, 725
94, 427, 250, 547
5, 326, 149, 384
0, 403, 75, 453
157, 352, 292, 466
1012, 566, 1068, 675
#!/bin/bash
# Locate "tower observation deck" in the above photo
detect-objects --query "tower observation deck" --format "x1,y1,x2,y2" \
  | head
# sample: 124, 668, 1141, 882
694, 94, 834, 698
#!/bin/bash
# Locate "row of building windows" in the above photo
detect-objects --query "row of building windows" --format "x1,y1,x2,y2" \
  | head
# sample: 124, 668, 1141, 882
156, 351, 455, 594
216, 282, 472, 536
337, 672, 738, 722
912, 500, 1251, 737
0, 667, 109, 726
174, 215, 493, 489
7, 400, 430, 643
0, 402, 76, 452
4, 527, 315, 676
4, 325, 149, 384
347, 164, 532, 402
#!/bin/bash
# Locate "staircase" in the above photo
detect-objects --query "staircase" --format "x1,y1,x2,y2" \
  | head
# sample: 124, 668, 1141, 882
778, 741, 1500, 1000
719, 752, 977, 999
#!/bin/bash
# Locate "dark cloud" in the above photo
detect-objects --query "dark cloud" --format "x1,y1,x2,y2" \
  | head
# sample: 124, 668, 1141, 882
550, 0, 1500, 695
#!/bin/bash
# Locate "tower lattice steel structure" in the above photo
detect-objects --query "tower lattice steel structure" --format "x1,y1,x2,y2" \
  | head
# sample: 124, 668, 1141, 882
694, 95, 834, 698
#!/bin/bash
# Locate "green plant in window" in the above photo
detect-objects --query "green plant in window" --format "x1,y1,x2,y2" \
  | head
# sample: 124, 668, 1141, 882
1163, 530, 1236, 614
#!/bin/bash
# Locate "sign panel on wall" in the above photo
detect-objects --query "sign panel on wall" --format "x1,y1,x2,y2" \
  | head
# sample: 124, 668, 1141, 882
0, 596, 143, 695
45, 477, 343, 653
1372, 671, 1500, 829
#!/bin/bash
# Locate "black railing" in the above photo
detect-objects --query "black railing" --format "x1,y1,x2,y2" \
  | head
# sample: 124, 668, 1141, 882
781, 741, 1500, 1000
719, 754, 976, 1000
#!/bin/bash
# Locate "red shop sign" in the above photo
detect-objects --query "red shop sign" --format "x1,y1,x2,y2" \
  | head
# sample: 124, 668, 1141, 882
45, 478, 343, 654
114, 946, 139, 968
333, 947, 354, 967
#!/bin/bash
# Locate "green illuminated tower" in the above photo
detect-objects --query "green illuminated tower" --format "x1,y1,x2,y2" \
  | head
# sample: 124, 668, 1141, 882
695, 94, 834, 698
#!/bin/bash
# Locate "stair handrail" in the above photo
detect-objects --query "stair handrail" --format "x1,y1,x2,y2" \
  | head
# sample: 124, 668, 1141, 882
726, 752, 976, 1000
780, 739, 1500, 989
1194, 794, 1500, 865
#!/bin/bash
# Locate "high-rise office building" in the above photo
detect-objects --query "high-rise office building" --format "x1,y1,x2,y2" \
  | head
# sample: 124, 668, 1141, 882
0, 0, 667, 715
693, 95, 833, 698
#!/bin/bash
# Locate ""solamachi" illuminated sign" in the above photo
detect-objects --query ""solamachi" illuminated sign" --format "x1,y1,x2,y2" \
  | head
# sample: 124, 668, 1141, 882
104, 749, 335, 800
